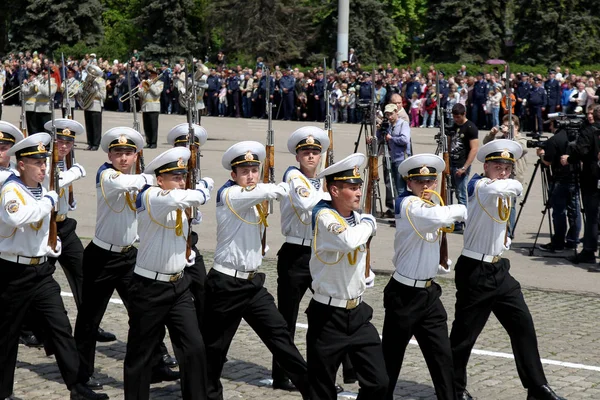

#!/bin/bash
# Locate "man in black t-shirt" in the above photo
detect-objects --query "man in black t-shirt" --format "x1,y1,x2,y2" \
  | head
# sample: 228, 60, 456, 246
448, 104, 479, 231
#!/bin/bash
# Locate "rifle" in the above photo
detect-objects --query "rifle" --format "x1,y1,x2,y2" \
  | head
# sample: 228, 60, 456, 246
19, 71, 27, 137
185, 57, 202, 259
127, 59, 144, 173
47, 60, 60, 251
505, 63, 514, 140
436, 71, 452, 269
323, 58, 334, 169
62, 53, 75, 207
191, 59, 200, 125
364, 68, 379, 278
261, 67, 275, 256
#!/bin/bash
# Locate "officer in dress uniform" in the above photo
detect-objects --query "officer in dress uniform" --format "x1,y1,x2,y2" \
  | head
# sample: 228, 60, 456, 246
206, 69, 220, 117
472, 72, 488, 128
383, 154, 467, 400
80, 69, 106, 151
312, 71, 325, 121
34, 67, 57, 134
203, 141, 310, 400
226, 71, 241, 117
258, 70, 275, 119
22, 68, 38, 135
527, 78, 547, 136
516, 73, 532, 131
140, 66, 163, 148
167, 123, 211, 328
279, 69, 296, 121
449, 140, 566, 400
545, 70, 561, 130
74, 127, 178, 391
308, 153, 388, 400
62, 67, 79, 119
124, 147, 213, 400
0, 133, 107, 400
43, 119, 117, 346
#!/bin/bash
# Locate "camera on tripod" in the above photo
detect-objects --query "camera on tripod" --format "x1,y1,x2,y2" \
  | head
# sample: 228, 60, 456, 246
380, 115, 390, 131
548, 112, 585, 136
525, 133, 547, 149
357, 100, 371, 110
434, 126, 455, 143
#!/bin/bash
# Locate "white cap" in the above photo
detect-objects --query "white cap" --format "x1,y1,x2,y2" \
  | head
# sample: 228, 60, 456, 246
144, 147, 191, 175
8, 133, 51, 158
44, 118, 84, 140
317, 153, 365, 183
287, 126, 329, 155
167, 123, 208, 147
221, 141, 265, 171
0, 121, 24, 145
100, 127, 145, 153
399, 154, 445, 181
476, 139, 523, 164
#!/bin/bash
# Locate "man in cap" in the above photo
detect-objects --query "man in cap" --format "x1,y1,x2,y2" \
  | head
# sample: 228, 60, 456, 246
0, 133, 108, 400
312, 70, 325, 121
140, 66, 163, 148
74, 127, 178, 391
279, 68, 295, 121
0, 121, 24, 183
34, 66, 57, 134
449, 139, 566, 400
124, 147, 213, 400
472, 72, 488, 129
307, 153, 387, 399
167, 123, 211, 328
383, 154, 467, 400
545, 70, 561, 118
527, 77, 547, 136
79, 64, 106, 151
203, 141, 310, 400
516, 73, 532, 130
259, 69, 275, 119
22, 68, 39, 135
62, 67, 79, 119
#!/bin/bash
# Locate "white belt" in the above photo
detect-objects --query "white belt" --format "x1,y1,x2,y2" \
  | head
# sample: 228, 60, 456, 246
0, 254, 47, 265
285, 236, 312, 247
134, 266, 185, 282
93, 237, 135, 253
313, 293, 362, 310
212, 264, 257, 280
393, 271, 434, 288
461, 249, 502, 263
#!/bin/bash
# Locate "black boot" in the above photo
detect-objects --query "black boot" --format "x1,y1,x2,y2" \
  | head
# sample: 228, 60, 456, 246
458, 390, 474, 400
150, 365, 180, 384
70, 383, 109, 400
96, 328, 116, 343
272, 379, 298, 392
527, 385, 566, 400
19, 334, 43, 348
85, 375, 103, 390
160, 353, 178, 368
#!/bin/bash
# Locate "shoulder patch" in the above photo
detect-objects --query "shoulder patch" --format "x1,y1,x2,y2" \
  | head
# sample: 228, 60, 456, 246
327, 222, 346, 235
244, 185, 256, 192
5, 199, 19, 214
296, 186, 310, 198
160, 189, 172, 196
110, 171, 121, 179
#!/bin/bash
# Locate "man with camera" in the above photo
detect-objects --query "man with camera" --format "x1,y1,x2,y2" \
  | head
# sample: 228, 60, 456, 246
562, 104, 600, 270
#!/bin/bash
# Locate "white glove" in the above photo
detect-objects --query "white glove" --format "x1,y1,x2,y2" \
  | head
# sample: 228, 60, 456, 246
44, 191, 59, 207
199, 177, 214, 191
274, 182, 290, 201
438, 259, 452, 275
69, 199, 77, 211
72, 163, 86, 178
503, 236, 512, 251
361, 213, 377, 234
186, 249, 196, 267
365, 269, 376, 288
191, 212, 203, 225
47, 238, 62, 258
141, 173, 155, 186
196, 187, 211, 204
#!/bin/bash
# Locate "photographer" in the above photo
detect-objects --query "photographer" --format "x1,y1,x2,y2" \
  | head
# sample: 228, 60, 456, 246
561, 104, 600, 269
536, 119, 582, 253
376, 103, 411, 217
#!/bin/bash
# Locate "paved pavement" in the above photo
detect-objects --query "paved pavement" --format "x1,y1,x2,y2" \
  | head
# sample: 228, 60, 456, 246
2, 106, 600, 398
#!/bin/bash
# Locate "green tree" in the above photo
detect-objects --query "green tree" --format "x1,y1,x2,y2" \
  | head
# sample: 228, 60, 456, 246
385, 0, 428, 61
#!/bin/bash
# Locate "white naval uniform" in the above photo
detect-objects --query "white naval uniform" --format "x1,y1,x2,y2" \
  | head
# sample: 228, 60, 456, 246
0, 161, 18, 185
23, 81, 37, 112
61, 78, 78, 109
34, 78, 57, 113
280, 166, 327, 243
0, 176, 56, 257
310, 204, 373, 300
463, 175, 522, 256
136, 186, 209, 275
394, 195, 467, 279
214, 180, 285, 272
0, 71, 5, 104
140, 81, 163, 112
49, 160, 84, 220
81, 77, 106, 112
94, 162, 150, 246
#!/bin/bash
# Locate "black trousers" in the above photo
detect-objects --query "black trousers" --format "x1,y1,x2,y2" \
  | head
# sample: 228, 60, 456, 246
74, 242, 167, 381
203, 269, 310, 400
34, 112, 51, 134
142, 111, 159, 146
450, 256, 547, 393
62, 107, 76, 120
49, 217, 84, 308
382, 279, 456, 400
26, 111, 36, 135
581, 188, 600, 253
124, 273, 207, 400
306, 300, 388, 400
0, 261, 80, 397
188, 232, 207, 328
282, 92, 294, 120
84, 110, 102, 147
230, 90, 240, 117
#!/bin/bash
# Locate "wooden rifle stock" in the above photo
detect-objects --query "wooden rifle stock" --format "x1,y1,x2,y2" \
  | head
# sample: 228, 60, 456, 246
186, 142, 198, 259
136, 150, 145, 174
439, 150, 451, 269
261, 142, 274, 255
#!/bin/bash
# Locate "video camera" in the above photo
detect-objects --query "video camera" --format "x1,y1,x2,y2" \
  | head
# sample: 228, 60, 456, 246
525, 133, 548, 149
548, 112, 585, 137
380, 115, 391, 131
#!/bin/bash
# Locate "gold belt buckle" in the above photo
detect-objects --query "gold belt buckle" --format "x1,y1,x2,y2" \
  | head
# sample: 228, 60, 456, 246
425, 280, 433, 288
492, 256, 501, 263
169, 271, 183, 282
56, 214, 66, 222
345, 298, 358, 310
121, 245, 132, 253
29, 257, 41, 265
247, 271, 256, 280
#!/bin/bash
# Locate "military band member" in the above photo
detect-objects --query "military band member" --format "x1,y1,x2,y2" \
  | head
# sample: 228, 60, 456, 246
308, 153, 388, 400
34, 67, 57, 134
141, 66, 163, 148
124, 147, 213, 400
382, 154, 467, 400
23, 68, 38, 135
0, 134, 107, 400
62, 67, 79, 119
203, 141, 310, 400
450, 140, 566, 400
167, 123, 212, 327
74, 127, 178, 391
80, 68, 106, 151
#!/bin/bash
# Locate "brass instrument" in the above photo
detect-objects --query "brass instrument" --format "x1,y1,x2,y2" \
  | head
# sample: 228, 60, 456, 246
120, 71, 164, 102
75, 64, 103, 109
2, 85, 21, 101
178, 62, 209, 112
63, 79, 81, 98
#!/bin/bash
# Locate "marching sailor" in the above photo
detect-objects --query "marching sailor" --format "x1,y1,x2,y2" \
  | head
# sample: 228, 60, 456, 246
0, 121, 23, 183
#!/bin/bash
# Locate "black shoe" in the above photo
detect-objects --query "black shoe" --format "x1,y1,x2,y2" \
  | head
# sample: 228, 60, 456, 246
90, 146, 99, 151
343, 371, 358, 384
85, 145, 93, 151
85, 375, 103, 390
527, 385, 566, 400
458, 390, 474, 400
538, 243, 564, 253
453, 223, 464, 234
565, 241, 577, 250
161, 353, 178, 368
335, 384, 344, 394
272, 379, 298, 392
150, 145, 157, 149
19, 334, 43, 348
70, 383, 109, 400
383, 209, 395, 219
4, 395, 24, 400
588, 265, 600, 273
150, 365, 180, 384
567, 251, 596, 264
96, 328, 116, 343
